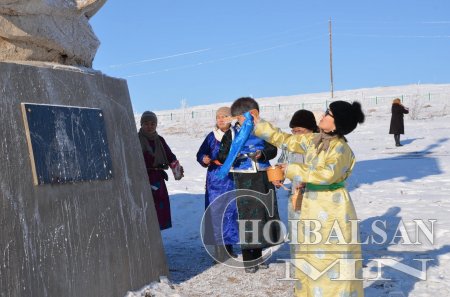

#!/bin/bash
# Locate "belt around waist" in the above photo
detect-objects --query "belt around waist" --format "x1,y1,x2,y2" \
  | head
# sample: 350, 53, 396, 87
305, 181, 345, 191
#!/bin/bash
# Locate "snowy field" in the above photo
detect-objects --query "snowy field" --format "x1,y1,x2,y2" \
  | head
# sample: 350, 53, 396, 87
133, 84, 450, 297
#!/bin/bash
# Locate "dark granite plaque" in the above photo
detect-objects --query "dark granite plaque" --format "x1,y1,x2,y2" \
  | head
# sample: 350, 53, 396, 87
21, 103, 113, 185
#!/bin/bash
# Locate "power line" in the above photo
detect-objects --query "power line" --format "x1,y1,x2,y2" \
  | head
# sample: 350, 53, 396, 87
107, 21, 327, 69
334, 20, 450, 25
108, 48, 211, 68
125, 35, 326, 78
336, 33, 450, 39
104, 20, 448, 70
217, 21, 327, 51
421, 21, 450, 24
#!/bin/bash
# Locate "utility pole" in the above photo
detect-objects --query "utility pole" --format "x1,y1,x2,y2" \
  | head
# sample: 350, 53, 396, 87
329, 18, 334, 98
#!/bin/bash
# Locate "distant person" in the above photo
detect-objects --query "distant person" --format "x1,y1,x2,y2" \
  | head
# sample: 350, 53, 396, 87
218, 97, 281, 274
253, 101, 365, 297
139, 111, 183, 230
389, 98, 409, 147
196, 107, 239, 262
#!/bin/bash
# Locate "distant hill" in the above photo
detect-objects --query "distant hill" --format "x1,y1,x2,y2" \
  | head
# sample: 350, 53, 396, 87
134, 83, 450, 135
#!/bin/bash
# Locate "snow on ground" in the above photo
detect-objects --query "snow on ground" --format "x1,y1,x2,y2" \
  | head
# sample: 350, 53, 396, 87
141, 84, 450, 297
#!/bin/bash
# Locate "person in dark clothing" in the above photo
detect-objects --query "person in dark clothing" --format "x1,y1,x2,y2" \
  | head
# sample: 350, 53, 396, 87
389, 98, 409, 146
218, 97, 281, 273
139, 111, 183, 230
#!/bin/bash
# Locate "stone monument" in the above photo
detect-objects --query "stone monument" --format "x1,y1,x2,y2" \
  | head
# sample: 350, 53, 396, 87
0, 0, 106, 67
0, 1, 169, 296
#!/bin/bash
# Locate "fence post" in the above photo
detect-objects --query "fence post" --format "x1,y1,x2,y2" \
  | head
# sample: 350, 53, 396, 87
325, 100, 328, 109
170, 113, 173, 120
192, 111, 194, 119
375, 96, 378, 105
302, 103, 304, 109
429, 93, 431, 101
401, 95, 404, 102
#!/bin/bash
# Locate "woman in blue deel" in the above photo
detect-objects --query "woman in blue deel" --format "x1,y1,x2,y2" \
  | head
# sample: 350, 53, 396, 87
196, 106, 239, 262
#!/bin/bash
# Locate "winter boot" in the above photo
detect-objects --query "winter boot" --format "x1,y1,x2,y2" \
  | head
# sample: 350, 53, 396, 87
225, 244, 238, 258
394, 134, 403, 146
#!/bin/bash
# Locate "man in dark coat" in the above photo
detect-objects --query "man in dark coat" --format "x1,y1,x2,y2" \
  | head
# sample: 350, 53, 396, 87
389, 98, 409, 146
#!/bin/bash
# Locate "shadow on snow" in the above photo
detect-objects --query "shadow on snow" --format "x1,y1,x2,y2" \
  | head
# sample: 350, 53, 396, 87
160, 193, 213, 283
349, 137, 448, 187
361, 207, 450, 297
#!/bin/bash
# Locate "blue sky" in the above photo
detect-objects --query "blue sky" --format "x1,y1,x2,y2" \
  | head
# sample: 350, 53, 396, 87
91, 1, 450, 113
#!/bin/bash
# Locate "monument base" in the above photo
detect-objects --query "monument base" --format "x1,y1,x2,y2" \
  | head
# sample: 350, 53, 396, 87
0, 61, 168, 297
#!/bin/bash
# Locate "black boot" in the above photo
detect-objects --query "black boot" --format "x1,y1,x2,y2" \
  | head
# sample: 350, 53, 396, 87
394, 134, 403, 146
225, 244, 238, 258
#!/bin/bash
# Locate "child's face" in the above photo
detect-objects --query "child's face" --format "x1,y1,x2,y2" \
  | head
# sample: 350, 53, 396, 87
142, 120, 157, 133
291, 127, 312, 135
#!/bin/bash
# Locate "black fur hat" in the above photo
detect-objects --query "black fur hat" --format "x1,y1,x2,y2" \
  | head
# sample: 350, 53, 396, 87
289, 109, 318, 132
329, 101, 365, 135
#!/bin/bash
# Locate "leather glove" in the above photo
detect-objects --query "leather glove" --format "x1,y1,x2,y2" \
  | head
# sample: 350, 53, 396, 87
161, 170, 169, 181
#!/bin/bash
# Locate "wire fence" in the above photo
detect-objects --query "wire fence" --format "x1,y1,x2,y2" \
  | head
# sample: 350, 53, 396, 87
154, 92, 450, 123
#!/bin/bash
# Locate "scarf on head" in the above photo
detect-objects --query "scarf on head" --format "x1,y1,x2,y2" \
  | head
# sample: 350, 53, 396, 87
312, 131, 338, 154
138, 128, 169, 168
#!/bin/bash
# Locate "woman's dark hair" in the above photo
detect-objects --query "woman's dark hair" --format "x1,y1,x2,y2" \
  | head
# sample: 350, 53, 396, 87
230, 97, 259, 116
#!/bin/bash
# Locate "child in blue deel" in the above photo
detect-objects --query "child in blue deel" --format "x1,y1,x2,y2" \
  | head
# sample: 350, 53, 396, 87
218, 97, 282, 273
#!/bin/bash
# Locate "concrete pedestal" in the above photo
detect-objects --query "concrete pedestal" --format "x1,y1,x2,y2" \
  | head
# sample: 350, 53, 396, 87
0, 62, 168, 297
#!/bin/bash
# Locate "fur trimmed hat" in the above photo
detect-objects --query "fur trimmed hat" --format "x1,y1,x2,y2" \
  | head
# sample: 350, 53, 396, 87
140, 111, 158, 125
289, 109, 318, 132
216, 106, 231, 116
329, 101, 365, 135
